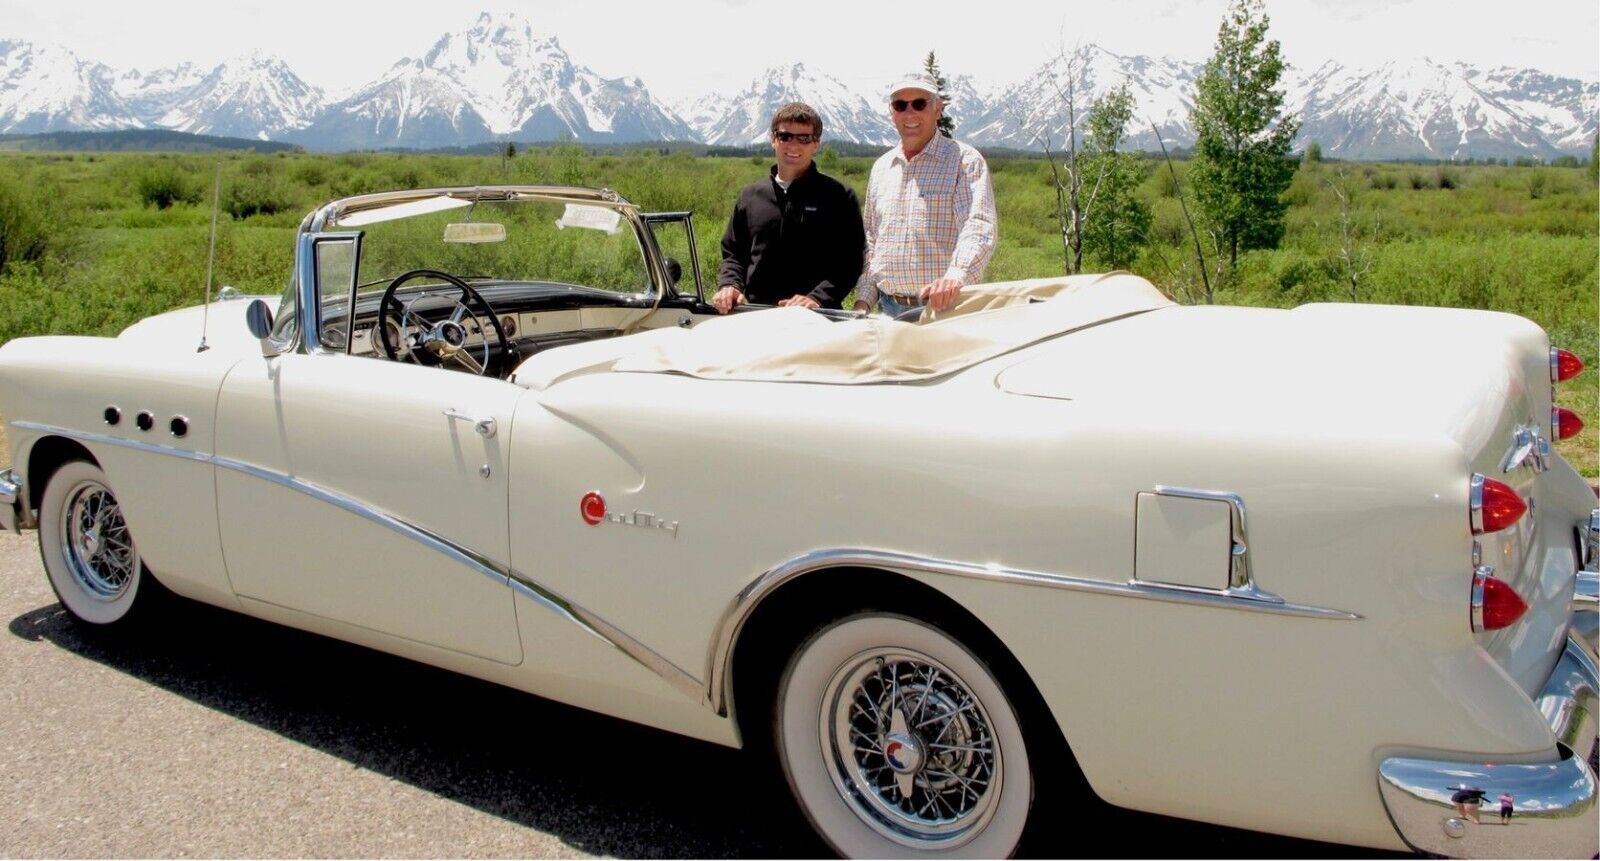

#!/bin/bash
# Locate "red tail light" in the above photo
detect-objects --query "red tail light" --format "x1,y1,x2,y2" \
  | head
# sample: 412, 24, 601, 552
1551, 348, 1583, 382
1472, 569, 1529, 632
1470, 475, 1527, 535
1553, 407, 1584, 440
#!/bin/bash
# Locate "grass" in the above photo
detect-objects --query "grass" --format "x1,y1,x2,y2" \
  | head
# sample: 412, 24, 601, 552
0, 148, 1594, 475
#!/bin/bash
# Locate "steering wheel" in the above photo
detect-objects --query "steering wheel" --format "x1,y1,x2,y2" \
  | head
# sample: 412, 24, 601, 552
378, 269, 509, 376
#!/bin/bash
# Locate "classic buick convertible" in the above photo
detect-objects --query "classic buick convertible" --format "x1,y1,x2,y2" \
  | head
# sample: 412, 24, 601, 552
0, 185, 1594, 858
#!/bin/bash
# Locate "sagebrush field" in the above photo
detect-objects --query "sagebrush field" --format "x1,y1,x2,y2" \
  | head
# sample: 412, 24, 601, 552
0, 147, 1593, 473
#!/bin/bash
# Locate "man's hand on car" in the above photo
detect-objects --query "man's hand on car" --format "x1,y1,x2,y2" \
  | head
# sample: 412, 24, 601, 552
777, 295, 821, 310
921, 277, 963, 312
712, 286, 746, 314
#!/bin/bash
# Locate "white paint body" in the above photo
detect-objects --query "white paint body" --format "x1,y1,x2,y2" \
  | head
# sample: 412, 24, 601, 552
0, 287, 1591, 853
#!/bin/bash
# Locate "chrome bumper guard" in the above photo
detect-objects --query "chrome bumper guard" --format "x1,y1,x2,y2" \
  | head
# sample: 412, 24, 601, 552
0, 468, 22, 533
1378, 635, 1598, 859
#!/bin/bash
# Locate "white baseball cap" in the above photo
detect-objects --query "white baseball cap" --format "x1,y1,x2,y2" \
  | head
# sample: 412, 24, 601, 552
887, 72, 940, 100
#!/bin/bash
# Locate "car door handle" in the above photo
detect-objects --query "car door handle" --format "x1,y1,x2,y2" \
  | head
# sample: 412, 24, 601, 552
443, 408, 497, 439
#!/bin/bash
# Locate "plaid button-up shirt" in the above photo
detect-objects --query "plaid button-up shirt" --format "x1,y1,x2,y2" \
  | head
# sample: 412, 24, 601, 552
855, 133, 998, 306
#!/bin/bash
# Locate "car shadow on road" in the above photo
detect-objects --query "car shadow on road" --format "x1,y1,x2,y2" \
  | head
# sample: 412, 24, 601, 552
10, 597, 1396, 859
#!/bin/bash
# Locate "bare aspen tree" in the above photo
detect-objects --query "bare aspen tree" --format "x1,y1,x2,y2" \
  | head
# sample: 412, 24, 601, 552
1326, 169, 1377, 302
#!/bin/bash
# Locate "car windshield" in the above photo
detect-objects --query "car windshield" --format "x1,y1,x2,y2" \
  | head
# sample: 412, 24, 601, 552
347, 197, 651, 298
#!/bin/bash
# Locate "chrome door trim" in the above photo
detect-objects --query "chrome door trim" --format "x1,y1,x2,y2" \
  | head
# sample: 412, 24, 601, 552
704, 547, 1361, 716
10, 420, 707, 704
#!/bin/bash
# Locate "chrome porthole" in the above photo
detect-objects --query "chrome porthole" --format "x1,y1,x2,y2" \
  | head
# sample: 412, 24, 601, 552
59, 479, 136, 601
822, 646, 1003, 847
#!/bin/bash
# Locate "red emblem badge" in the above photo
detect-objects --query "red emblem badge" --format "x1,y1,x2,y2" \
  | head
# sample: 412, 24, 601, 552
580, 492, 606, 525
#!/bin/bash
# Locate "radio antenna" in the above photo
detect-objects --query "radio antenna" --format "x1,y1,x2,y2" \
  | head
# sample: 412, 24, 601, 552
197, 163, 222, 353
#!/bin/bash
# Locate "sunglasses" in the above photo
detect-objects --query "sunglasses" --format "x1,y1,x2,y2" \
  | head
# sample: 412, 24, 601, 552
892, 98, 930, 113
774, 131, 819, 143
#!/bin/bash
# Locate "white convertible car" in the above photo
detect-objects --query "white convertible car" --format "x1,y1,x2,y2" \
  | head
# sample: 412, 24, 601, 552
0, 185, 1594, 858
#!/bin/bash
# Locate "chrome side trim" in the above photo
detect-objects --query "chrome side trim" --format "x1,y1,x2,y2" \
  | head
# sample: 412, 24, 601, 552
11, 420, 708, 707
507, 578, 706, 703
703, 547, 1361, 716
1377, 636, 1599, 859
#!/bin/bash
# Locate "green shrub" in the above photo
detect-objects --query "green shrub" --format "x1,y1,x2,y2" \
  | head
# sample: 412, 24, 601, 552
134, 163, 202, 209
1527, 172, 1548, 199
224, 175, 295, 219
1435, 168, 1460, 190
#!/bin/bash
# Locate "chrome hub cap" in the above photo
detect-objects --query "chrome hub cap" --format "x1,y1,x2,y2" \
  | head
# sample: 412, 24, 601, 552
884, 732, 923, 774
60, 480, 134, 601
823, 648, 1002, 849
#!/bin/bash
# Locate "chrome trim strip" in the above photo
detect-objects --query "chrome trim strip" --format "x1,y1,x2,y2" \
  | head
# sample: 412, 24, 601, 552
11, 420, 709, 706
1377, 636, 1599, 859
703, 547, 1361, 716
1469, 473, 1485, 533
1584, 510, 1598, 572
1470, 566, 1489, 632
508, 578, 706, 703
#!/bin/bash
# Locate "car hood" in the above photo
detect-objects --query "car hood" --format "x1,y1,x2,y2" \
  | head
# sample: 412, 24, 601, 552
115, 296, 279, 358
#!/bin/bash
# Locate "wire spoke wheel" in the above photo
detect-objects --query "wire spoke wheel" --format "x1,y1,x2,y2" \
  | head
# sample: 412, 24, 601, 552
62, 481, 136, 600
39, 460, 152, 626
826, 648, 1002, 845
777, 613, 1033, 857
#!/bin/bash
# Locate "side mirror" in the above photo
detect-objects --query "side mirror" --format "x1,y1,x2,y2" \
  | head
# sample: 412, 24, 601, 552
663, 256, 683, 287
245, 299, 274, 339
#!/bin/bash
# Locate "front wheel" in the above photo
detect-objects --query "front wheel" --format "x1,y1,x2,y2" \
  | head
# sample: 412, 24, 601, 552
776, 613, 1034, 858
38, 460, 156, 626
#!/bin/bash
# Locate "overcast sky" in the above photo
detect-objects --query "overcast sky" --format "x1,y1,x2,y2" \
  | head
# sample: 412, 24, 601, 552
4, 0, 1596, 102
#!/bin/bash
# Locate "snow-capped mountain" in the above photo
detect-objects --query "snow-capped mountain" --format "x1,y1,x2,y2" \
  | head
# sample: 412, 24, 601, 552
1289, 58, 1578, 160
115, 61, 205, 121
0, 19, 1593, 160
965, 46, 1200, 152
119, 54, 324, 140
688, 64, 990, 147
292, 12, 691, 149
1463, 65, 1596, 155
692, 63, 895, 146
0, 39, 142, 132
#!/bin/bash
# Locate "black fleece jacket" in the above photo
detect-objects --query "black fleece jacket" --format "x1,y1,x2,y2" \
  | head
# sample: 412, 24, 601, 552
717, 164, 865, 308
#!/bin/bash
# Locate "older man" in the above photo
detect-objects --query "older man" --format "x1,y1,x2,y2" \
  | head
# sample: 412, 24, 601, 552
713, 102, 865, 313
853, 72, 998, 317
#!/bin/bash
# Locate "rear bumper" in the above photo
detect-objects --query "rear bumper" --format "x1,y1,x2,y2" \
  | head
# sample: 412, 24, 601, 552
0, 467, 22, 533
1377, 634, 1598, 859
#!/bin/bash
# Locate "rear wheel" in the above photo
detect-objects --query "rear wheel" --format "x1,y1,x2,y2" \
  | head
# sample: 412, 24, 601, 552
775, 613, 1034, 857
38, 460, 155, 626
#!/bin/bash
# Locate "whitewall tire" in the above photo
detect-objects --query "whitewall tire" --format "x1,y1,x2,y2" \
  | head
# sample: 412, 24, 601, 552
38, 460, 150, 626
776, 613, 1034, 858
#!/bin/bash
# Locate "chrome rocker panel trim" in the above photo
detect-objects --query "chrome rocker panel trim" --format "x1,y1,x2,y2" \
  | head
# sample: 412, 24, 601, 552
704, 546, 1361, 716
10, 421, 706, 703
1377, 635, 1599, 859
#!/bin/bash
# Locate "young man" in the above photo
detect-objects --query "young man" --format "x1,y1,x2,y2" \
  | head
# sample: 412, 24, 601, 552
713, 103, 865, 313
853, 72, 997, 317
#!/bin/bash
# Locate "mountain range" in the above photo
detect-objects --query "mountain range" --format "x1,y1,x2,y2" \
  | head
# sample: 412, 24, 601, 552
1, 12, 1593, 160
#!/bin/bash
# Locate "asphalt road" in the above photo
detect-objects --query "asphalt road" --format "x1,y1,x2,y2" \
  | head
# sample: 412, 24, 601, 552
0, 529, 1393, 858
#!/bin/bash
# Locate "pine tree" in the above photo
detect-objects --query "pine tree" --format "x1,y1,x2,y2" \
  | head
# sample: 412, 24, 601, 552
1081, 84, 1151, 270
923, 51, 956, 138
1188, 0, 1300, 268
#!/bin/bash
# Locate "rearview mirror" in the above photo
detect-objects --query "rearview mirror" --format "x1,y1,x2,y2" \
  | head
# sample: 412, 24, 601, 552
443, 222, 507, 243
664, 257, 682, 287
